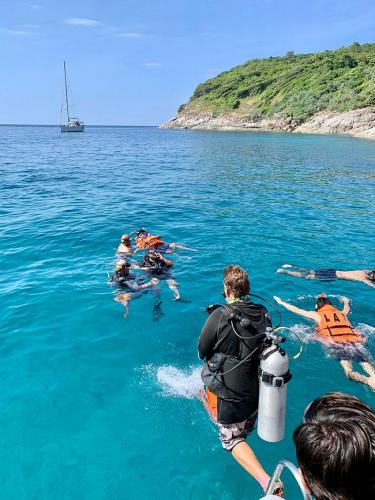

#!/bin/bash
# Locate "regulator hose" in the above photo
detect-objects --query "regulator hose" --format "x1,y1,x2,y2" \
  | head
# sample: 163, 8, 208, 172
274, 326, 304, 360
249, 292, 282, 329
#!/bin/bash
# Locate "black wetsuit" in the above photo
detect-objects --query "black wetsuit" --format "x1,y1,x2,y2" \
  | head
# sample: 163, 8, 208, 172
140, 256, 172, 279
108, 271, 146, 291
198, 300, 271, 424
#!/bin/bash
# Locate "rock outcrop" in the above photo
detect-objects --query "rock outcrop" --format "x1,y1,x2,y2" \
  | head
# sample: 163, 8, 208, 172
161, 107, 375, 139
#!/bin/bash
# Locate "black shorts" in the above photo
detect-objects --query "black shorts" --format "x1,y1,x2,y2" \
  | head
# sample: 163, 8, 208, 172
314, 269, 337, 281
327, 343, 371, 363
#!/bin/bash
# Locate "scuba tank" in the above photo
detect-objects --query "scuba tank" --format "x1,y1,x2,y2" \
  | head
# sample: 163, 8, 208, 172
257, 328, 291, 443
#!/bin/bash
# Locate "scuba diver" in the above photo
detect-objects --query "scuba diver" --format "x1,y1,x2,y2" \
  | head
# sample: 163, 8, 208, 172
198, 265, 283, 497
108, 260, 160, 318
274, 294, 375, 390
136, 249, 181, 300
134, 228, 196, 253
108, 259, 132, 287
277, 264, 375, 288
116, 234, 133, 256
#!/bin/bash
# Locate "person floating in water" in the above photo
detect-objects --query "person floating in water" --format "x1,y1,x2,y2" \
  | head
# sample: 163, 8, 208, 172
135, 249, 180, 300
277, 264, 375, 288
116, 234, 133, 256
109, 260, 159, 317
134, 228, 196, 253
274, 293, 375, 390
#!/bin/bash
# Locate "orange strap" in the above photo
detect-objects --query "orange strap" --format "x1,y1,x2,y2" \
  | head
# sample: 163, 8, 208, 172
204, 388, 218, 420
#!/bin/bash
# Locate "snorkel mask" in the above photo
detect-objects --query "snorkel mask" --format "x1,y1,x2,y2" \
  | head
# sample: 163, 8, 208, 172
315, 293, 331, 310
367, 270, 375, 281
137, 228, 148, 238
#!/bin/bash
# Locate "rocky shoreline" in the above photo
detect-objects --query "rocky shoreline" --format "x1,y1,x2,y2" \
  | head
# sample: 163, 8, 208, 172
161, 107, 375, 139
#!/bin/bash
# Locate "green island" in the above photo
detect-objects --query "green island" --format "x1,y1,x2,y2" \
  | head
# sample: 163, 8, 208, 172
163, 43, 375, 138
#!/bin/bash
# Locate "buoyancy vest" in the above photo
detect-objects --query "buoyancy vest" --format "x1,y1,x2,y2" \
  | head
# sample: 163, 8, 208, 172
316, 304, 363, 344
140, 255, 167, 275
135, 234, 164, 249
209, 303, 270, 402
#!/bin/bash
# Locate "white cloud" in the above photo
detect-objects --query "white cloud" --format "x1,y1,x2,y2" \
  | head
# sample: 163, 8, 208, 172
64, 18, 99, 27
0, 28, 31, 36
143, 62, 162, 68
116, 32, 147, 38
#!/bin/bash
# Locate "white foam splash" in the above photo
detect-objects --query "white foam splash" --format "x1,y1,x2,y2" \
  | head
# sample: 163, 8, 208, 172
156, 365, 203, 399
287, 323, 315, 343
295, 294, 343, 302
357, 323, 375, 339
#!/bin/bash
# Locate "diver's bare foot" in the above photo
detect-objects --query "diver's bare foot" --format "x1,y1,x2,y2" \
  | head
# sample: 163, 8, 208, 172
174, 295, 181, 301
276, 268, 287, 274
282, 264, 293, 268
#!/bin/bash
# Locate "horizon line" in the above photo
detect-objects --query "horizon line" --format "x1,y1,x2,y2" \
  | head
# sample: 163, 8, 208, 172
0, 123, 159, 127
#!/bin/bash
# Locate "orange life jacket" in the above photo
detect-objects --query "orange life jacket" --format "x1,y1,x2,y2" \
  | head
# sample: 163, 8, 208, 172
316, 304, 362, 344
135, 234, 165, 249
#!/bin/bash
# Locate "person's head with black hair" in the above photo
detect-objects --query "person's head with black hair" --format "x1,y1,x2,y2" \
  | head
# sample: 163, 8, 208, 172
294, 392, 375, 500
315, 293, 332, 311
367, 270, 375, 281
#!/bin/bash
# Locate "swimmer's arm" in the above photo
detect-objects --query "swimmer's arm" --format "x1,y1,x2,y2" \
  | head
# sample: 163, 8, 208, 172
274, 296, 319, 322
157, 254, 174, 267
132, 264, 148, 271
362, 279, 375, 288
139, 278, 159, 289
341, 296, 351, 315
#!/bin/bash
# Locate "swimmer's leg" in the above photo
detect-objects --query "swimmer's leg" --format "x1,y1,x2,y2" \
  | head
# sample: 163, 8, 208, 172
361, 361, 375, 377
138, 277, 159, 290
151, 286, 164, 321
360, 362, 375, 389
169, 242, 197, 252
115, 292, 131, 317
340, 360, 374, 388
166, 278, 180, 300
276, 265, 315, 279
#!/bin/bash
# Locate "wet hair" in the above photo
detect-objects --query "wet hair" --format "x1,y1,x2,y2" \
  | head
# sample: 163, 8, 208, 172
367, 270, 375, 281
223, 265, 250, 298
294, 392, 375, 500
121, 234, 130, 242
315, 296, 332, 310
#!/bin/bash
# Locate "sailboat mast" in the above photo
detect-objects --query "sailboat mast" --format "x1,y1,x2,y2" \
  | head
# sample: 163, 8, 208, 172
63, 61, 70, 122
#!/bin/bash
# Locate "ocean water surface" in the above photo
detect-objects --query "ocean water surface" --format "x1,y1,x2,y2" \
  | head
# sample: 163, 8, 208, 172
0, 125, 374, 499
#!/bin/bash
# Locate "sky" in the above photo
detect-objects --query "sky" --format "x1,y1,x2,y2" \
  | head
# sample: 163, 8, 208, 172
0, 0, 374, 125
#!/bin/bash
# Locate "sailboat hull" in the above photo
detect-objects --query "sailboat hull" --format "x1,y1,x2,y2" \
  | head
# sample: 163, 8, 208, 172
60, 125, 84, 132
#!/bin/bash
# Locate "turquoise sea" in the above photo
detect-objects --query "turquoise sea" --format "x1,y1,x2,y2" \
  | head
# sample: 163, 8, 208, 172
0, 125, 374, 499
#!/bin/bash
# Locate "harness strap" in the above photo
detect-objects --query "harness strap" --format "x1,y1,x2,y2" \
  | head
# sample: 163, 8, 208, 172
259, 369, 292, 388
324, 324, 361, 338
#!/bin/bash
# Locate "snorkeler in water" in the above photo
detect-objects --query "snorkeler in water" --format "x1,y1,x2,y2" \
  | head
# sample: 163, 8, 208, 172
277, 264, 375, 288
116, 234, 133, 256
134, 228, 197, 253
274, 294, 375, 390
109, 260, 159, 317
135, 249, 181, 300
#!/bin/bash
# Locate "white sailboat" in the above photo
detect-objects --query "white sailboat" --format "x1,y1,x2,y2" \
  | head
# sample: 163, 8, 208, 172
60, 61, 84, 132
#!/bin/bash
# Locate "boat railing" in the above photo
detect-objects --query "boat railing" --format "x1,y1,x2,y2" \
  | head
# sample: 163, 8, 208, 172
259, 459, 312, 500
